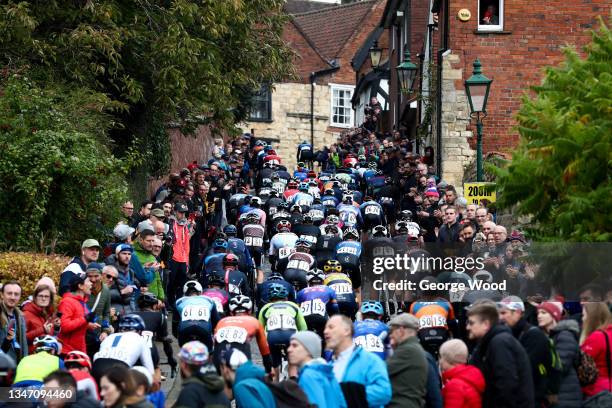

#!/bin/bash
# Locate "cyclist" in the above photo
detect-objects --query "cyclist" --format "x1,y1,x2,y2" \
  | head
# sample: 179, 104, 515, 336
335, 227, 363, 300
337, 193, 362, 229
308, 197, 327, 226
360, 197, 385, 230
213, 295, 272, 373
241, 213, 266, 271
321, 188, 339, 209
319, 214, 344, 238
65, 350, 99, 399
93, 314, 154, 384
278, 239, 315, 291
258, 284, 307, 379
289, 204, 304, 226
292, 183, 314, 210
256, 272, 295, 311
13, 335, 63, 388
269, 220, 298, 272
292, 214, 320, 247
353, 301, 390, 360
224, 225, 254, 277
296, 269, 338, 338
283, 180, 300, 201
201, 272, 230, 318
375, 177, 399, 224
323, 260, 358, 319
175, 281, 220, 348
202, 239, 227, 276
246, 196, 266, 226
221, 253, 251, 297
315, 224, 343, 269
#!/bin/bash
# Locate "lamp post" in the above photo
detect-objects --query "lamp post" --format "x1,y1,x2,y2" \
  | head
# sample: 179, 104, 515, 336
369, 40, 382, 70
396, 50, 418, 95
464, 59, 492, 182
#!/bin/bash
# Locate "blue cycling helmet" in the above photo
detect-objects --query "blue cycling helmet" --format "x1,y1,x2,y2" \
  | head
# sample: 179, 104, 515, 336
33, 335, 62, 355
119, 314, 146, 332
213, 239, 228, 250
361, 301, 384, 316
223, 225, 238, 236
298, 182, 309, 191
268, 283, 289, 300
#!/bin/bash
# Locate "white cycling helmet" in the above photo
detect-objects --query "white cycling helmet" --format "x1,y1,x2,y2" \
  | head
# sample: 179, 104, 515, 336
183, 280, 203, 295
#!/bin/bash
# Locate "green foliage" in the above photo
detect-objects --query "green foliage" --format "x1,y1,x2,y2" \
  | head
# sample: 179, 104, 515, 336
0, 75, 138, 252
493, 20, 612, 242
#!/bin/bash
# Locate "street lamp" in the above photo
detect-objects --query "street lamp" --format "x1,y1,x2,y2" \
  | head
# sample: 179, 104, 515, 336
369, 40, 382, 70
396, 50, 418, 95
464, 59, 493, 182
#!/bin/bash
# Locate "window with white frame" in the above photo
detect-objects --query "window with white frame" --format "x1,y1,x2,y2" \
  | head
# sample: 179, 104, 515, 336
478, 0, 504, 31
330, 84, 354, 128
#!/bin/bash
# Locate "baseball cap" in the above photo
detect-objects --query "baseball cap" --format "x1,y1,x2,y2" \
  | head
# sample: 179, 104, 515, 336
150, 208, 165, 218
174, 202, 189, 213
81, 239, 100, 249
137, 220, 154, 234
113, 224, 135, 241
388, 313, 420, 330
497, 295, 525, 312
85, 263, 103, 274
221, 348, 248, 370
115, 243, 134, 255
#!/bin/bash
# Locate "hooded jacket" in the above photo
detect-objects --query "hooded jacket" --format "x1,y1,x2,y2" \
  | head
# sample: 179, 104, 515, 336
298, 359, 347, 408
173, 369, 229, 408
441, 364, 485, 408
338, 346, 392, 408
233, 361, 276, 408
469, 324, 534, 408
550, 319, 582, 408
22, 301, 54, 354
58, 292, 90, 354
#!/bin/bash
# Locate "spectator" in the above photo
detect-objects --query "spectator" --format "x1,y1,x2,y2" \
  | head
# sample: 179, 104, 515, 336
580, 302, 612, 397
467, 301, 534, 408
168, 202, 193, 305
121, 201, 136, 225
386, 313, 428, 408
22, 284, 58, 354
100, 365, 137, 408
85, 263, 112, 358
131, 230, 159, 290
58, 273, 100, 354
493, 225, 508, 256
287, 331, 347, 408
43, 370, 99, 408
131, 200, 153, 228
475, 208, 488, 231
104, 265, 130, 319
324, 315, 391, 407
174, 341, 229, 408
438, 206, 461, 243
466, 204, 478, 222
60, 239, 101, 296
106, 244, 136, 314
0, 281, 28, 363
537, 302, 583, 407
113, 224, 135, 245
220, 347, 274, 408
439, 339, 485, 408
126, 368, 155, 408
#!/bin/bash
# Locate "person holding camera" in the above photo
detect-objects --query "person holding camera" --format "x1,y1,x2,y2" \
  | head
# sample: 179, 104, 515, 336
58, 273, 100, 355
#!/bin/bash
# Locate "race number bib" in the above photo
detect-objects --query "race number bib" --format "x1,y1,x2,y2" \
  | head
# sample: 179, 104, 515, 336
344, 213, 357, 224
337, 246, 358, 255
379, 197, 393, 204
330, 283, 352, 295
300, 299, 326, 316
244, 236, 263, 247
278, 247, 295, 259
365, 206, 380, 215
182, 305, 211, 321
228, 283, 241, 295
323, 199, 336, 206
211, 298, 224, 314
266, 314, 297, 331
419, 314, 447, 329
215, 326, 248, 344
141, 331, 154, 348
299, 235, 317, 244
269, 207, 278, 215
354, 334, 384, 353
309, 210, 324, 219
287, 259, 310, 271
296, 199, 310, 207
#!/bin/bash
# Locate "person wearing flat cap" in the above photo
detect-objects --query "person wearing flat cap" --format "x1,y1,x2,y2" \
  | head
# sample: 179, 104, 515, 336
287, 331, 346, 408
386, 313, 428, 408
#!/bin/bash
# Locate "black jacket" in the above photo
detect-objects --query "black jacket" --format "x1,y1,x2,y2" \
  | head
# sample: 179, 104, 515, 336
550, 319, 583, 408
173, 371, 230, 408
469, 324, 535, 408
512, 318, 552, 405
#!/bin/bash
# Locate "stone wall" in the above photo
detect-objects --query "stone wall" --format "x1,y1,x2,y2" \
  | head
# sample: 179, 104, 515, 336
241, 82, 340, 171
440, 52, 475, 194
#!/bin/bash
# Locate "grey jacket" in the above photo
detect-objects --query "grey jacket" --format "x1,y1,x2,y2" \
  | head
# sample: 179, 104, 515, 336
0, 304, 28, 363
550, 319, 583, 408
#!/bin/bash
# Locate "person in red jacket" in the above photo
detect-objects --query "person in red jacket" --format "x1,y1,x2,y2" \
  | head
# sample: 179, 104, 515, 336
580, 302, 612, 397
439, 339, 485, 408
58, 273, 100, 355
22, 285, 59, 354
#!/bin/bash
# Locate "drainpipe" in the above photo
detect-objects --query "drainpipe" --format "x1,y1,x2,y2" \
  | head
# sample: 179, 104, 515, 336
310, 66, 340, 147
436, 0, 450, 179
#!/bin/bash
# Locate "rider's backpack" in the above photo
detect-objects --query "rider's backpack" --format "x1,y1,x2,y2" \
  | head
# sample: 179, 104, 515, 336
265, 379, 314, 408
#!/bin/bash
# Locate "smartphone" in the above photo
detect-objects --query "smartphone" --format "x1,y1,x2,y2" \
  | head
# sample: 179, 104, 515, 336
56, 312, 63, 319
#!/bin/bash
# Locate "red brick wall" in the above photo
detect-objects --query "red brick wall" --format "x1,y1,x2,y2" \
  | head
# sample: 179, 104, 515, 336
283, 21, 332, 83
448, 0, 605, 153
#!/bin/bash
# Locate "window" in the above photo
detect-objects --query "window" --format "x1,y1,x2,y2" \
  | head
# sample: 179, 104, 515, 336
249, 85, 272, 122
330, 84, 354, 128
478, 0, 503, 31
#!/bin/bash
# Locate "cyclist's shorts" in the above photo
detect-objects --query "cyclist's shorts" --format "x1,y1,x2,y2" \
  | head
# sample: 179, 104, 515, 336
178, 322, 213, 349
418, 328, 450, 357
337, 301, 358, 320
340, 263, 361, 290
363, 214, 384, 230
267, 329, 295, 367
304, 314, 328, 337
283, 269, 308, 291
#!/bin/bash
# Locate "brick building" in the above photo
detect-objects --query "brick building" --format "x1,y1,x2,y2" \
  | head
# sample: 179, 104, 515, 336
240, 0, 386, 170
369, 0, 606, 189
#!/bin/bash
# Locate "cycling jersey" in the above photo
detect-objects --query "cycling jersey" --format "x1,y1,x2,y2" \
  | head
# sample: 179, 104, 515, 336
315, 235, 342, 269
337, 204, 362, 228
203, 253, 225, 276
353, 319, 390, 360
307, 204, 327, 225
14, 352, 63, 385
324, 273, 357, 317
292, 224, 321, 246
410, 299, 456, 357
296, 285, 338, 336
70, 369, 99, 400
94, 332, 154, 374
213, 315, 271, 372
335, 241, 362, 289
258, 301, 307, 367
221, 268, 251, 297
228, 237, 254, 274
175, 295, 220, 347
269, 232, 298, 259
360, 201, 384, 228
291, 192, 314, 209
320, 194, 339, 208
279, 252, 314, 290
202, 288, 229, 317
246, 208, 266, 226
283, 189, 300, 201
134, 310, 173, 369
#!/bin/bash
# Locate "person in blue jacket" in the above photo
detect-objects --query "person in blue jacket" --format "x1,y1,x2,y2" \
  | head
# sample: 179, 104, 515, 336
324, 314, 392, 408
287, 331, 347, 408
220, 348, 276, 408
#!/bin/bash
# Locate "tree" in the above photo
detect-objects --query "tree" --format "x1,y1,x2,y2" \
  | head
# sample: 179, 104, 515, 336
493, 20, 611, 243
0, 1, 293, 176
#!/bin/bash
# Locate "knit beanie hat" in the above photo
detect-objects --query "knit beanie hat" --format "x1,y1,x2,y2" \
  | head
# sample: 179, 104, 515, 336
36, 277, 57, 295
425, 186, 439, 198
291, 331, 322, 359
537, 301, 563, 322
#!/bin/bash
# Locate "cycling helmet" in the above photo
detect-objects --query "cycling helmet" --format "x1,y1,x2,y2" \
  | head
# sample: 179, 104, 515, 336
261, 179, 272, 187
33, 335, 61, 355
268, 283, 289, 300
399, 210, 413, 221
250, 197, 261, 207
64, 350, 92, 370
308, 180, 318, 187
223, 225, 238, 236
297, 162, 305, 169
344, 227, 359, 240
361, 301, 384, 317
268, 190, 279, 198
368, 162, 378, 169
288, 181, 298, 189
138, 292, 159, 308
223, 253, 239, 269
326, 215, 339, 224
295, 238, 313, 252
375, 170, 384, 176
276, 220, 292, 232
342, 194, 353, 204
306, 269, 325, 284
324, 260, 342, 273
324, 224, 339, 235
372, 225, 389, 237
395, 221, 409, 233
302, 214, 313, 223
278, 201, 290, 211
229, 295, 252, 313
324, 188, 334, 196
119, 314, 146, 333
290, 204, 302, 213
384, 176, 392, 184
267, 272, 285, 281
263, 161, 271, 168
245, 212, 261, 223
179, 341, 209, 365
213, 239, 228, 251
298, 183, 309, 191
183, 280, 203, 295
207, 271, 225, 287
